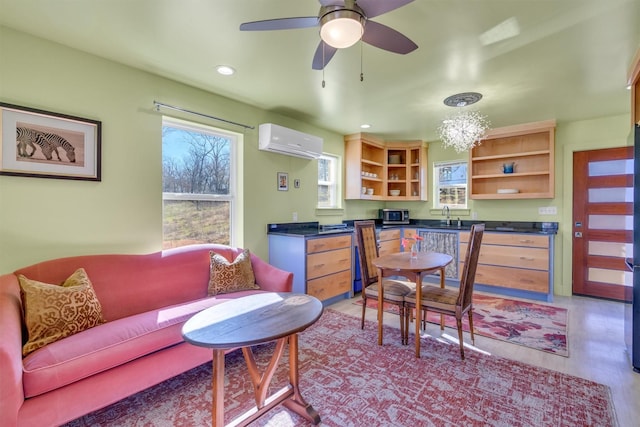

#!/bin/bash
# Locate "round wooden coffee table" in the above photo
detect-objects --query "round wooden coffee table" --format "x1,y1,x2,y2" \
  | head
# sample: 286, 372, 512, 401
182, 292, 323, 426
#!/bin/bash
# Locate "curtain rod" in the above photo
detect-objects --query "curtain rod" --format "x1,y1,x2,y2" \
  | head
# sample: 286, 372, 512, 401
153, 101, 255, 130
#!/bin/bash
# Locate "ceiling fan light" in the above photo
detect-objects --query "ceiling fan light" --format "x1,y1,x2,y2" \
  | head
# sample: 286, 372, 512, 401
320, 10, 363, 49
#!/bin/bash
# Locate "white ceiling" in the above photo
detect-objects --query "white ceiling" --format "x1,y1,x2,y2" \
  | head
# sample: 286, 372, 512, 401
1, 0, 639, 140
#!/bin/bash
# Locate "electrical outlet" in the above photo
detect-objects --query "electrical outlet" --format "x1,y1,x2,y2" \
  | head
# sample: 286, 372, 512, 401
292, 212, 298, 222
538, 206, 557, 215
471, 211, 478, 220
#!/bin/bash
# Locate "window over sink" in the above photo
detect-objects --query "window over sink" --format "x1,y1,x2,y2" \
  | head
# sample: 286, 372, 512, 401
434, 160, 468, 209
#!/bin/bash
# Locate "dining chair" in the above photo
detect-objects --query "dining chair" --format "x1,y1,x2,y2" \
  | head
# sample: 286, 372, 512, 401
354, 220, 415, 344
404, 223, 485, 359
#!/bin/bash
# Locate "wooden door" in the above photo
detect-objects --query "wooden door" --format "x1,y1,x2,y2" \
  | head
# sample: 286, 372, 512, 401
573, 147, 633, 301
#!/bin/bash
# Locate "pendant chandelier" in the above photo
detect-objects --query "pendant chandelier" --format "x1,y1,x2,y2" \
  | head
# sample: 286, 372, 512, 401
438, 92, 490, 153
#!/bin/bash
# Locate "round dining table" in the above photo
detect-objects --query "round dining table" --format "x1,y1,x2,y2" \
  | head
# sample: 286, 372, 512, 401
372, 251, 454, 358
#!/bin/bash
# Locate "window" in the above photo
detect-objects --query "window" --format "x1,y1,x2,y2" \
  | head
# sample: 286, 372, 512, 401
318, 153, 340, 208
433, 161, 468, 209
162, 117, 237, 249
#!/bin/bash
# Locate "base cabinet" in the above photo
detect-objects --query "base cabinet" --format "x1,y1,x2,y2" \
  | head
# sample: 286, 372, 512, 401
378, 228, 401, 256
269, 233, 352, 302
460, 231, 552, 297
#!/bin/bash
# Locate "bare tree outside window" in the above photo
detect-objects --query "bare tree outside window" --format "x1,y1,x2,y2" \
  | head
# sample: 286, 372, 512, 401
162, 119, 235, 249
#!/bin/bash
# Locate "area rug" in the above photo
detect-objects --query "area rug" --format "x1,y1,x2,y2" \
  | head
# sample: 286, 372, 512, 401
355, 293, 569, 356
64, 310, 615, 427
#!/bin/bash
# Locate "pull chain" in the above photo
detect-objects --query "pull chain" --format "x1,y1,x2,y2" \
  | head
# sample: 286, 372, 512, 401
322, 42, 326, 88
360, 40, 364, 82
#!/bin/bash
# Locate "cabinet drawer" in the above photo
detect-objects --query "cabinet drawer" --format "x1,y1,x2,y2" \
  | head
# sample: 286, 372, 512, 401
461, 243, 548, 270
379, 229, 401, 240
307, 270, 351, 301
463, 263, 549, 293
460, 231, 548, 248
379, 239, 401, 256
306, 234, 352, 253
306, 247, 351, 280
403, 228, 418, 239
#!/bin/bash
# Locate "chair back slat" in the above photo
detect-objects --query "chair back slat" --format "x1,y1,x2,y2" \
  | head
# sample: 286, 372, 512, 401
354, 221, 380, 286
457, 223, 485, 308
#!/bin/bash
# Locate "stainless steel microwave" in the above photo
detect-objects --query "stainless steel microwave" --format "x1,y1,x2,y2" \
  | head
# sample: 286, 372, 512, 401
379, 209, 410, 225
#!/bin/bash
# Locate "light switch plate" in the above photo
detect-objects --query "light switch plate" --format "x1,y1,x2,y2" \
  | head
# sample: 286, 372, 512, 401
538, 206, 557, 215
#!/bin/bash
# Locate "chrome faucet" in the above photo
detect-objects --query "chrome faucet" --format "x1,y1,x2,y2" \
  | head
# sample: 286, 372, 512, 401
442, 206, 451, 226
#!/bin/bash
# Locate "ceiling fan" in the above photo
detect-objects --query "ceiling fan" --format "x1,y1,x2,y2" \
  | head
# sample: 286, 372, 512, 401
239, 0, 418, 70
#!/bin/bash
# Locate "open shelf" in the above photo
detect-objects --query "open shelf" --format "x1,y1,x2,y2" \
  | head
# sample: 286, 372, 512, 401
345, 133, 428, 200
469, 120, 556, 199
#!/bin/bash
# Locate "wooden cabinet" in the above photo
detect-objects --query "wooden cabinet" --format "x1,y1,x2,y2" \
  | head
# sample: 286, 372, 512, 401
345, 133, 428, 200
268, 233, 352, 302
403, 228, 418, 240
306, 234, 352, 301
630, 47, 640, 126
469, 120, 556, 199
460, 231, 552, 296
378, 228, 401, 256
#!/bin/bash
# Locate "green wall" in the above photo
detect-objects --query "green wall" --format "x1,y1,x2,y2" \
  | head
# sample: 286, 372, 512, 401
0, 26, 354, 272
0, 27, 633, 298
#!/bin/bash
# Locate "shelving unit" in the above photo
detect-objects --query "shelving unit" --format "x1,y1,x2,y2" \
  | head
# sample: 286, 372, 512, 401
345, 133, 427, 200
469, 120, 556, 199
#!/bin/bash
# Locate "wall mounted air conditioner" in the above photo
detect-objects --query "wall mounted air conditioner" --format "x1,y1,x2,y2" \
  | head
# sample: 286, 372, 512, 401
258, 123, 323, 160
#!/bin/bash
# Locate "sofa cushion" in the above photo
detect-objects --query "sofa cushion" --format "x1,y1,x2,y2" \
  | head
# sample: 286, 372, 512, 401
21, 290, 265, 398
19, 268, 105, 357
208, 249, 259, 296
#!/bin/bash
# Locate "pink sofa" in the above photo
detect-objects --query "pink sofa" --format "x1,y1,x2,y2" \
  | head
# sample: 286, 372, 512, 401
0, 244, 293, 427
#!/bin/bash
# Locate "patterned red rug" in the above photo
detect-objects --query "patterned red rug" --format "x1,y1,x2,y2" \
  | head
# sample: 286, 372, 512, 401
356, 293, 569, 356
64, 310, 615, 427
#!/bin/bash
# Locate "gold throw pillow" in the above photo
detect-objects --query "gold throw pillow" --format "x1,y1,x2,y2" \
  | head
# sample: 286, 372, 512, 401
208, 249, 259, 296
19, 268, 105, 357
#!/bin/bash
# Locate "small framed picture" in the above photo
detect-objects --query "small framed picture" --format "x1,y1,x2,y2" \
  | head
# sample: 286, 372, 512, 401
277, 172, 288, 191
0, 102, 101, 181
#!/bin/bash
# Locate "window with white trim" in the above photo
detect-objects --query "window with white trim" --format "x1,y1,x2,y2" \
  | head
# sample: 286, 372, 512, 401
318, 153, 340, 208
433, 160, 468, 209
162, 117, 237, 249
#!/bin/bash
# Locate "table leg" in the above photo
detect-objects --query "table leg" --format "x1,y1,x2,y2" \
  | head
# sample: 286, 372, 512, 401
283, 334, 321, 424
441, 267, 447, 329
212, 349, 225, 426
415, 274, 423, 358
377, 267, 384, 346
224, 336, 320, 427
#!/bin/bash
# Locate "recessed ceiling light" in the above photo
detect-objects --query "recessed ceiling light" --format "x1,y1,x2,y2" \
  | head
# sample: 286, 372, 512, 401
216, 65, 235, 76
360, 124, 371, 129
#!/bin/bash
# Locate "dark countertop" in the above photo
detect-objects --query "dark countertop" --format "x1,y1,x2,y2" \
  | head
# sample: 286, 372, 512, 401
267, 219, 558, 237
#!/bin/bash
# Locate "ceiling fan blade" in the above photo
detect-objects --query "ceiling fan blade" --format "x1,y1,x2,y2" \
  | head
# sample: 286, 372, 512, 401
362, 20, 418, 54
356, 0, 414, 19
319, 0, 345, 6
312, 41, 339, 70
240, 17, 318, 31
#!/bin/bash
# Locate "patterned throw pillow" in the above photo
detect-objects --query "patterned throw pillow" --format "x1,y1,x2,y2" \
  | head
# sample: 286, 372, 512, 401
19, 268, 105, 357
208, 249, 259, 296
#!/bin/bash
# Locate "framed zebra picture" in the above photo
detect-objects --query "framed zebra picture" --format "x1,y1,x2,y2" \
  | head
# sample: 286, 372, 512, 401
0, 102, 101, 181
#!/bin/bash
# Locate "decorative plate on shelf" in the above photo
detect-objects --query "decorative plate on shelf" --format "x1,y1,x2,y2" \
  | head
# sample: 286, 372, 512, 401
497, 188, 519, 194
